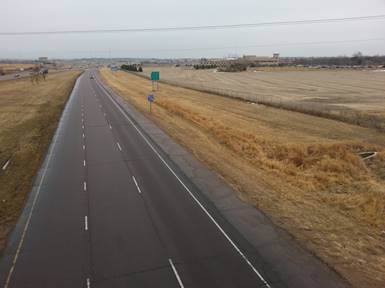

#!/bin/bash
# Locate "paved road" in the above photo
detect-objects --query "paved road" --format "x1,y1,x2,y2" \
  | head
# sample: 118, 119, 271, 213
0, 70, 282, 287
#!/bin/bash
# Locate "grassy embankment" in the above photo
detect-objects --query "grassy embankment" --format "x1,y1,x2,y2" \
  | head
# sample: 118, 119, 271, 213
100, 68, 385, 288
0, 71, 81, 252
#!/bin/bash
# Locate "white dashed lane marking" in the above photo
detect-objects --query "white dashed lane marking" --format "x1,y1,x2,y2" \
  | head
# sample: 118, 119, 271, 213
132, 176, 142, 194
84, 216, 88, 231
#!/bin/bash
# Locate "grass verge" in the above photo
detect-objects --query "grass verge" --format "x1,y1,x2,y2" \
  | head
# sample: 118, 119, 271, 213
100, 68, 385, 288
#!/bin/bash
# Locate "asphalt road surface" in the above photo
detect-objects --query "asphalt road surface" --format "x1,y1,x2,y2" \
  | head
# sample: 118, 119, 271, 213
0, 70, 283, 288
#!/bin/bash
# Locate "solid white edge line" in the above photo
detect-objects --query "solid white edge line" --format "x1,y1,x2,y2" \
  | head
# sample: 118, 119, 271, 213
3, 75, 82, 288
132, 176, 142, 194
84, 181, 87, 191
116, 142, 122, 151
84, 216, 88, 231
96, 78, 271, 288
168, 259, 184, 288
2, 159, 10, 170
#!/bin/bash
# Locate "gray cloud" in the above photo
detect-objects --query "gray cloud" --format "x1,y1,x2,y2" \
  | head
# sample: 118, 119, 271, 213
1, 0, 385, 58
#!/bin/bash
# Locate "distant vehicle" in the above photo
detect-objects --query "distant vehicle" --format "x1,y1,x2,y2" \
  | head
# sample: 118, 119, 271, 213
14, 74, 20, 78
90, 75, 94, 79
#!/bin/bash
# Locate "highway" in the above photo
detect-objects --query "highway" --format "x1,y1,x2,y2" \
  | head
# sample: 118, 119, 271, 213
0, 70, 278, 287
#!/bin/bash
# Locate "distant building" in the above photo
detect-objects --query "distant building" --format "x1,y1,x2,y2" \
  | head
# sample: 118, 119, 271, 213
240, 53, 280, 65
199, 53, 280, 69
38, 57, 49, 64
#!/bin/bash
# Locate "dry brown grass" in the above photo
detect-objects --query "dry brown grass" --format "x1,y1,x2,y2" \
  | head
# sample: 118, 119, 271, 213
101, 68, 385, 288
142, 67, 385, 129
0, 64, 36, 74
0, 70, 81, 252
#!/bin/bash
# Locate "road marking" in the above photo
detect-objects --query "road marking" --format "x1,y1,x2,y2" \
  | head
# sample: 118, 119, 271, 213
104, 112, 106, 117
116, 142, 122, 151
83, 145, 85, 150
109, 124, 112, 130
2, 159, 10, 170
86, 278, 91, 288
97, 79, 271, 288
3, 76, 81, 288
132, 176, 142, 194
83, 160, 86, 167
82, 133, 85, 139
169, 259, 184, 288
82, 125, 84, 130
84, 216, 88, 231
84, 181, 87, 191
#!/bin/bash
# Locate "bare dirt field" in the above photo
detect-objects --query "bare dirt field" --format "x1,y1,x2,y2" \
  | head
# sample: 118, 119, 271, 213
143, 66, 385, 129
101, 68, 385, 288
0, 70, 81, 252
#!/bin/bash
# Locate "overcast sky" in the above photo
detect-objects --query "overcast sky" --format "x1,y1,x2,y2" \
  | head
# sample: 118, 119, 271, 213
1, 0, 385, 59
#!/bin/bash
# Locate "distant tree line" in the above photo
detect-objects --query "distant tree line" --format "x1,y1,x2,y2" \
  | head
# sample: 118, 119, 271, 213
218, 63, 248, 72
121, 64, 143, 72
193, 64, 217, 70
287, 53, 385, 67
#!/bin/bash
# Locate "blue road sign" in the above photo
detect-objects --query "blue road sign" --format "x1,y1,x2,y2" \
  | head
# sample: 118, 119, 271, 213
147, 94, 155, 103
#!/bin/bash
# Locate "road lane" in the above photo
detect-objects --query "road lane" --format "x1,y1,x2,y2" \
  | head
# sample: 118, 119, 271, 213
91, 72, 274, 287
79, 74, 179, 287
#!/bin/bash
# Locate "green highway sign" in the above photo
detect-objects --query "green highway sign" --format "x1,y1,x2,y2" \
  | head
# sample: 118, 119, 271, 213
151, 71, 160, 81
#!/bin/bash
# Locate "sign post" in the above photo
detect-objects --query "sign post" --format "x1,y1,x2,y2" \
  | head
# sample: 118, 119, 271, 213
147, 94, 155, 112
150, 71, 160, 91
